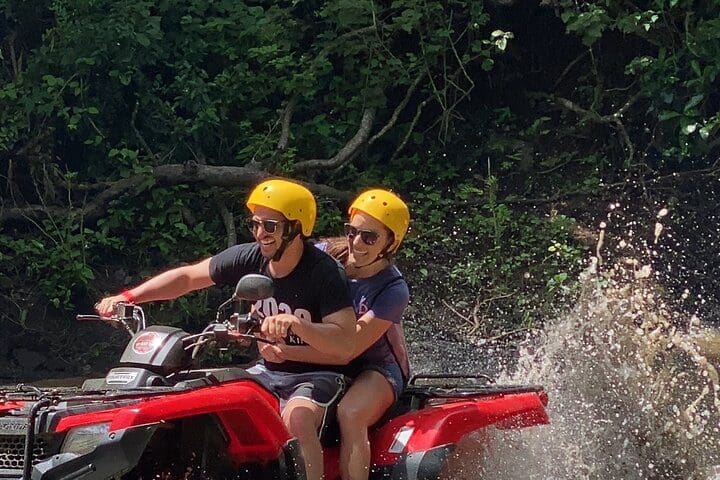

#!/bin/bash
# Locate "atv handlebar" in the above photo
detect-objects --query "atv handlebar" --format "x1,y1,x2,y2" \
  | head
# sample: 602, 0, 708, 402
81, 275, 276, 362
184, 317, 275, 359
76, 302, 146, 337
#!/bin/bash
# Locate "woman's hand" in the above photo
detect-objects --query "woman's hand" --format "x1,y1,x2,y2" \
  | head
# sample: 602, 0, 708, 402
258, 341, 286, 363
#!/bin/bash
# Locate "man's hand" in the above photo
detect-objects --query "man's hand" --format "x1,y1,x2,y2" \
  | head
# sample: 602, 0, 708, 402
95, 295, 126, 318
260, 313, 310, 342
258, 342, 286, 363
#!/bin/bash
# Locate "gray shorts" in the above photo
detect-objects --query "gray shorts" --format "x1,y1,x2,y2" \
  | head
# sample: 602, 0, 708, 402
246, 363, 346, 413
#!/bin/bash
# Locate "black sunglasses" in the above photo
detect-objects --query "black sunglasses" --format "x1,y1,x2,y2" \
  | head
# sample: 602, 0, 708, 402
248, 218, 283, 234
344, 223, 380, 246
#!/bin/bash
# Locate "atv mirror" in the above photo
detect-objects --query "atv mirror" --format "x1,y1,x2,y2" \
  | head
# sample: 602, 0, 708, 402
233, 274, 274, 301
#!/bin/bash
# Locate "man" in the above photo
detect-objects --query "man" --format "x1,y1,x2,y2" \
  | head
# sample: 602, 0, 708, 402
96, 178, 356, 480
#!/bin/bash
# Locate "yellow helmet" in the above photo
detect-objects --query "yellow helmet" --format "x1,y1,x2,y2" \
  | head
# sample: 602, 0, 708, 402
246, 179, 316, 237
349, 189, 410, 252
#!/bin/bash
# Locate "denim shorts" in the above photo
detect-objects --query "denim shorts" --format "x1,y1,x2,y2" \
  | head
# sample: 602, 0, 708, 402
351, 361, 405, 402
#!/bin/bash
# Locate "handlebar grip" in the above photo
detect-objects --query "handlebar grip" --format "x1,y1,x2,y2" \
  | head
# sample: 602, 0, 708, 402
76, 315, 102, 321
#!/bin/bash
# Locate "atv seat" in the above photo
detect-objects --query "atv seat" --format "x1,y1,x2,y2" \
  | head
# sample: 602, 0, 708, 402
318, 382, 430, 448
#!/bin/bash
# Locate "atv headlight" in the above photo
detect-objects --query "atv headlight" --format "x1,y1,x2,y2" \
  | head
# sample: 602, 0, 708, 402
61, 422, 111, 455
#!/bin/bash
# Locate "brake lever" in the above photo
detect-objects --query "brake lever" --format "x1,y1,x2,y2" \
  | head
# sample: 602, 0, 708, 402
118, 319, 135, 337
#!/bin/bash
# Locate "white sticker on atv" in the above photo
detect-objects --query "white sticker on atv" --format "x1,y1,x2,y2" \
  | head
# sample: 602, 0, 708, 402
106, 370, 139, 385
0, 417, 28, 435
132, 332, 162, 355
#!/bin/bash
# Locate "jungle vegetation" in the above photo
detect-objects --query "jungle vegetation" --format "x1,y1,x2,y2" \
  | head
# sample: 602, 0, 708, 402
1, 0, 718, 378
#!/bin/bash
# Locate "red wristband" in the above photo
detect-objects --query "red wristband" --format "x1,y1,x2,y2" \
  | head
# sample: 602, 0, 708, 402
120, 290, 137, 303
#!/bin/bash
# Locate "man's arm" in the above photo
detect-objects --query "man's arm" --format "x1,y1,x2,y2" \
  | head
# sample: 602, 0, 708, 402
96, 258, 214, 316
294, 306, 357, 359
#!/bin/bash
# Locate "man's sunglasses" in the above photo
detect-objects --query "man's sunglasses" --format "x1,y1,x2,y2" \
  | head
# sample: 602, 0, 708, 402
344, 223, 380, 246
248, 218, 283, 234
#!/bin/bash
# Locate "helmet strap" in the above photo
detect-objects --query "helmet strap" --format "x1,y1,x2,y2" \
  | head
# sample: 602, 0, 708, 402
378, 234, 397, 260
355, 238, 394, 270
271, 221, 301, 262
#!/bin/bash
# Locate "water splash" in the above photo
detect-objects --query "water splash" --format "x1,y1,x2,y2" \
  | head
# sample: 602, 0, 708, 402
472, 211, 720, 480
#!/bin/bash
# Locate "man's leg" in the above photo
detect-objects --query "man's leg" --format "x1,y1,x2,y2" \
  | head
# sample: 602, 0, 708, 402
283, 398, 327, 480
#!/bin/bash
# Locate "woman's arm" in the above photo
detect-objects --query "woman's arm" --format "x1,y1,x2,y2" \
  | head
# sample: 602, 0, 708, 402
278, 311, 393, 364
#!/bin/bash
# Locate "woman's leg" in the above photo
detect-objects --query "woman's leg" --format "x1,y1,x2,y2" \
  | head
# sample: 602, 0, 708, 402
337, 370, 395, 480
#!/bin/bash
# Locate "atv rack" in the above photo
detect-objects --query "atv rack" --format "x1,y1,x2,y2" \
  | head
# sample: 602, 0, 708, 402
396, 372, 545, 414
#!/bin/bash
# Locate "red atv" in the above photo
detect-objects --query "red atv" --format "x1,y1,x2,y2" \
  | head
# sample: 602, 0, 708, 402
0, 275, 549, 480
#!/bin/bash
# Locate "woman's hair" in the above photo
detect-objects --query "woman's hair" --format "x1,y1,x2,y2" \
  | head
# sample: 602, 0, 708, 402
319, 236, 349, 265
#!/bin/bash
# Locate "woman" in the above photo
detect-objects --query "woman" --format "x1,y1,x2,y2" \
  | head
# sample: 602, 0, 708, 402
320, 188, 411, 480
269, 188, 411, 479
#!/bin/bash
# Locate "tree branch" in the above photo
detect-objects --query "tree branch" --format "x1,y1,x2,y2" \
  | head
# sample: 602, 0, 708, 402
368, 72, 425, 146
291, 108, 376, 173
316, 26, 376, 59
552, 94, 640, 165
500, 164, 720, 207
552, 50, 589, 92
276, 96, 298, 153
131, 100, 156, 162
1, 164, 352, 225
391, 95, 432, 161
216, 197, 237, 248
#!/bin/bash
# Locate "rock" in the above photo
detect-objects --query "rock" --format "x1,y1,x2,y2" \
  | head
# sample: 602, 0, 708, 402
0, 336, 9, 357
12, 348, 47, 372
408, 338, 516, 377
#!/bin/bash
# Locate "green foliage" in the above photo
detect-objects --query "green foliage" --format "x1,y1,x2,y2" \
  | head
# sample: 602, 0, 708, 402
553, 0, 720, 169
399, 173, 586, 330
0, 216, 98, 317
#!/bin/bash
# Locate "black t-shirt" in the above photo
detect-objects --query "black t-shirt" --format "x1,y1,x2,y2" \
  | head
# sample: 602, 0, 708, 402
209, 241, 352, 373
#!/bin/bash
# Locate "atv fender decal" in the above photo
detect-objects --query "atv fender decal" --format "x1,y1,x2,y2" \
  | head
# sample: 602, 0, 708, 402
132, 332, 162, 355
388, 426, 414, 454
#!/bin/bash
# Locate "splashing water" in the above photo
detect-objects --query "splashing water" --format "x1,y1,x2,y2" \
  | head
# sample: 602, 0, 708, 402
470, 210, 720, 480
473, 270, 719, 479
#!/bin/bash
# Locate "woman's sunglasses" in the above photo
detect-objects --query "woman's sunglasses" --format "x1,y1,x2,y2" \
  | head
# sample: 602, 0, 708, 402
344, 223, 380, 246
248, 218, 282, 234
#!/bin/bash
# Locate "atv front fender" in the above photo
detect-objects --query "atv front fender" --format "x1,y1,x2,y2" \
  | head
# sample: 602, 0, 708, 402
32, 424, 157, 480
